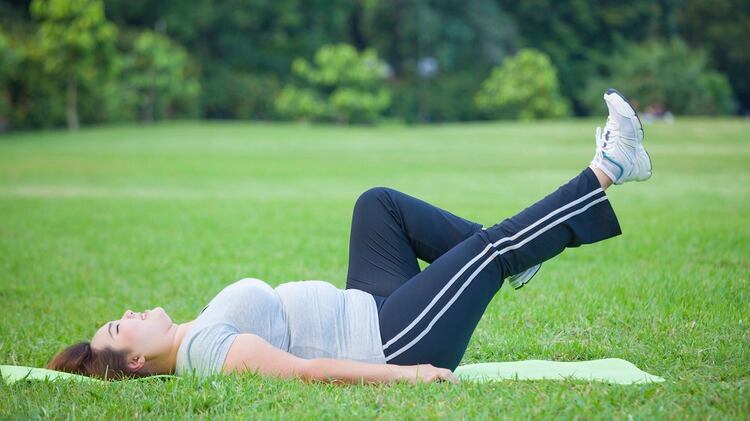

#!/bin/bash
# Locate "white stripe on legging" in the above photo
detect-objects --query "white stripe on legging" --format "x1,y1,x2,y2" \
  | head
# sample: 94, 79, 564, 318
384, 195, 609, 361
382, 187, 604, 350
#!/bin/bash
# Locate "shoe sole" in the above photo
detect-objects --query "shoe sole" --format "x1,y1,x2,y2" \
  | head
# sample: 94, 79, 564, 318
511, 264, 541, 290
605, 88, 643, 133
604, 88, 653, 180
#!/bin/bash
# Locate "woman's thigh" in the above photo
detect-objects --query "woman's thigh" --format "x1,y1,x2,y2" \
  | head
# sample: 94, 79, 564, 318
345, 187, 482, 298
377, 231, 503, 370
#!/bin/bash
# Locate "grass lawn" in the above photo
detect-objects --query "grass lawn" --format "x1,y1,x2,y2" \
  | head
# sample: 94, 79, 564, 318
1, 119, 748, 418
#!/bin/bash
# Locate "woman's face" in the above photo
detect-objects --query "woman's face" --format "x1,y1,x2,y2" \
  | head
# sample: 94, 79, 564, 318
90, 307, 175, 362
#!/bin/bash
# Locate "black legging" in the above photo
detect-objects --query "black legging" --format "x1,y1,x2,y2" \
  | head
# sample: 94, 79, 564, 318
345, 168, 621, 370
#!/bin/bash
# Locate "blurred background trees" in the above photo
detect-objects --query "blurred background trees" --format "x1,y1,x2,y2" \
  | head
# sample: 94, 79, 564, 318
581, 39, 734, 116
0, 0, 747, 130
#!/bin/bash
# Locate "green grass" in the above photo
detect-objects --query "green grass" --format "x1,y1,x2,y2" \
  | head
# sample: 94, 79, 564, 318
1, 119, 748, 419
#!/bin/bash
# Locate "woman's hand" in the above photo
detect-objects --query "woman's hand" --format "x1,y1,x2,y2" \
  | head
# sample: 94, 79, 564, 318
398, 364, 459, 384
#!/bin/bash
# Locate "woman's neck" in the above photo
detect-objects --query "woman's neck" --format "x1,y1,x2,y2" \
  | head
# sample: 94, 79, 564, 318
147, 320, 196, 375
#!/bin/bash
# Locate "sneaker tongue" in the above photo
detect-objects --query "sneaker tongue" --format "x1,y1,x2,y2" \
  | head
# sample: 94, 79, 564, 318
603, 126, 618, 144
605, 115, 642, 145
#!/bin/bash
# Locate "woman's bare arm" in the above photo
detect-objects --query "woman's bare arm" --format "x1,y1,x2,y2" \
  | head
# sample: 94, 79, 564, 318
222, 333, 458, 384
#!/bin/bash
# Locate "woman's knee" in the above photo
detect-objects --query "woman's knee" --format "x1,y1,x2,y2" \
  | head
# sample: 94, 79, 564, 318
355, 187, 394, 209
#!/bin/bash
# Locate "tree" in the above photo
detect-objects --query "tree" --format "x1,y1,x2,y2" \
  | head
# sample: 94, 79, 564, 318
275, 44, 391, 124
122, 31, 199, 122
30, 0, 117, 130
582, 39, 735, 116
475, 49, 569, 120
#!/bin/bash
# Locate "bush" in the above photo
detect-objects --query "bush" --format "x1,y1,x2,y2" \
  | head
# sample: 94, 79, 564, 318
275, 44, 391, 124
475, 49, 569, 120
582, 38, 735, 115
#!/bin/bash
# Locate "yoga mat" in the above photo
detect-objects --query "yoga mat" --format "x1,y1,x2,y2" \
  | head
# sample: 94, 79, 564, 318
454, 358, 664, 385
2, 358, 663, 385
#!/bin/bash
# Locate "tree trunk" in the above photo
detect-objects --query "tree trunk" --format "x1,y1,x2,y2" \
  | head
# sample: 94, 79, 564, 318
0, 90, 9, 132
66, 77, 79, 131
348, 3, 366, 51
143, 88, 155, 123
143, 66, 156, 123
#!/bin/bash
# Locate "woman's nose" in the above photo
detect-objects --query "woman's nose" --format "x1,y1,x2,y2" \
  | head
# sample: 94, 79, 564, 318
123, 310, 135, 319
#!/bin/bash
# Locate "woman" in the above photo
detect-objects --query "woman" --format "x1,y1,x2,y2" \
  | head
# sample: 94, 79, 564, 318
48, 89, 652, 384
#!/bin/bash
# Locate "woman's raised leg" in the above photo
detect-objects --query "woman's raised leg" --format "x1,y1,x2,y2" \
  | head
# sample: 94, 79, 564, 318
378, 89, 652, 370
378, 168, 619, 369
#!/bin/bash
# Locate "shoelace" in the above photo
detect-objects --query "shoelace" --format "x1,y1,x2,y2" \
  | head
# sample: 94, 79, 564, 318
594, 126, 615, 156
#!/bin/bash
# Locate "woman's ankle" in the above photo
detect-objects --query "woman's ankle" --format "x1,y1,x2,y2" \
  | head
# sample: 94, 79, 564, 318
590, 165, 614, 190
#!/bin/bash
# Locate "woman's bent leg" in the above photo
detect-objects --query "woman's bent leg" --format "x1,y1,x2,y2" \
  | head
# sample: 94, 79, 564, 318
378, 168, 621, 370
346, 187, 483, 298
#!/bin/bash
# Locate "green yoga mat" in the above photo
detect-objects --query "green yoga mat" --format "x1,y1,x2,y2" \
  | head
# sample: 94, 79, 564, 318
454, 358, 664, 385
2, 358, 663, 385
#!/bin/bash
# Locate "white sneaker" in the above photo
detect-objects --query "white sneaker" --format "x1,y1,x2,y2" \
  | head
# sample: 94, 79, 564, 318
590, 89, 652, 185
507, 263, 541, 290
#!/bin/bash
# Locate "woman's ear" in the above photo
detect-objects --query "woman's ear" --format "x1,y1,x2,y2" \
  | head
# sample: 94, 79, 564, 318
128, 355, 146, 371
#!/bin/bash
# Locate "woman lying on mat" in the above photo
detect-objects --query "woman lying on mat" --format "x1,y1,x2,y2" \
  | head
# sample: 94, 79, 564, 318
48, 89, 651, 384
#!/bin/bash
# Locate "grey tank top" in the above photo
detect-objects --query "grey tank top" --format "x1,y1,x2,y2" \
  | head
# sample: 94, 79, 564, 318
175, 278, 386, 376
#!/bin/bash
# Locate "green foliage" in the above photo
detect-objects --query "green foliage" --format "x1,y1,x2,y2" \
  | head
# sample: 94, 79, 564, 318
389, 73, 484, 123
361, 0, 517, 76
202, 67, 280, 120
30, 0, 118, 129
0, 28, 18, 84
30, 0, 117, 78
677, 0, 750, 112
498, 0, 678, 114
582, 39, 735, 116
275, 44, 391, 124
358, 0, 518, 122
475, 49, 569, 120
2, 0, 749, 128
0, 27, 20, 126
3, 29, 121, 130
275, 86, 326, 120
122, 31, 200, 122
4, 30, 68, 129
105, 0, 353, 121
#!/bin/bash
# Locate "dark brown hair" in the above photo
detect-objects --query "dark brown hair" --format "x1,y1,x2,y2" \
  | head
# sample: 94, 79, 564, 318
47, 342, 149, 381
